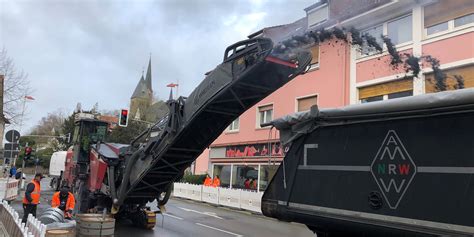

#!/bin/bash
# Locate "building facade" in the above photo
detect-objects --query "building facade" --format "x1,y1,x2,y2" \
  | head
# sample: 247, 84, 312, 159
194, 0, 474, 192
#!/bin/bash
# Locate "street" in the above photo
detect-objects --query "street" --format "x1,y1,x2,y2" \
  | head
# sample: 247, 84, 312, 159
115, 198, 314, 237
11, 176, 314, 237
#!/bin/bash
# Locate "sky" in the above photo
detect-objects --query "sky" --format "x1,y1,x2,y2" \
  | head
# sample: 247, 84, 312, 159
0, 0, 315, 134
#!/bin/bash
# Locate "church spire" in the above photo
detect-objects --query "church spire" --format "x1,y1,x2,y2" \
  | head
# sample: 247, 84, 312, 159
145, 56, 152, 92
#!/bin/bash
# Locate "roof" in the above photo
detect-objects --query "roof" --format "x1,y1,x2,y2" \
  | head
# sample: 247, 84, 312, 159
1, 114, 10, 124
98, 115, 118, 124
145, 57, 152, 91
248, 17, 307, 44
131, 75, 150, 99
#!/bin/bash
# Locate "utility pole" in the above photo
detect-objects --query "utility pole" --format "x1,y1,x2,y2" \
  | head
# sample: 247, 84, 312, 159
20, 142, 28, 190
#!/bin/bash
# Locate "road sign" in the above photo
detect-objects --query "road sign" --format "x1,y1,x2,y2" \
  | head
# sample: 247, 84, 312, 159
4, 143, 19, 151
3, 150, 19, 159
5, 130, 20, 143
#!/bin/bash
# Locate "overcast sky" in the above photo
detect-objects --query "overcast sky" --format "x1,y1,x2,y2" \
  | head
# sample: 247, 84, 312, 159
0, 0, 314, 134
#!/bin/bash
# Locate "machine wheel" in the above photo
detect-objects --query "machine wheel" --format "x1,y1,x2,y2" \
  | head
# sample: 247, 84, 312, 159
158, 187, 172, 206
132, 209, 156, 229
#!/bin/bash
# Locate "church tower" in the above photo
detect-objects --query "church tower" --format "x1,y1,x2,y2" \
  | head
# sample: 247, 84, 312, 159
130, 58, 153, 120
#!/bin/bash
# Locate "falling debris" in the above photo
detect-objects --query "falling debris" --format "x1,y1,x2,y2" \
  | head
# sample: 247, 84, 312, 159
269, 26, 463, 92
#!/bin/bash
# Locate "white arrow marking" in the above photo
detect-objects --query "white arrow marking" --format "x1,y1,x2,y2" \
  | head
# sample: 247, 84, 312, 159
195, 223, 243, 237
178, 207, 223, 219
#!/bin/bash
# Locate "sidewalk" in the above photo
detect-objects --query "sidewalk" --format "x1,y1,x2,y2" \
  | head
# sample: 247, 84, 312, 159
10, 176, 54, 218
0, 221, 8, 236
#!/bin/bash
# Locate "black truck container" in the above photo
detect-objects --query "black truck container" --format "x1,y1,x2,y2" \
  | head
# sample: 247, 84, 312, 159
262, 88, 474, 236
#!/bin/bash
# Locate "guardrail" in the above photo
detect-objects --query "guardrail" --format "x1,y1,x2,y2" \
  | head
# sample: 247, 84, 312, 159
0, 201, 46, 237
173, 183, 263, 213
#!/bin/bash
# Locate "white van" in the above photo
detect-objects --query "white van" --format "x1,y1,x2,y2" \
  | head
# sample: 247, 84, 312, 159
49, 151, 67, 190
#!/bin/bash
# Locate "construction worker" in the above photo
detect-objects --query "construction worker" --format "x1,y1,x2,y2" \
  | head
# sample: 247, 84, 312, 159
212, 175, 221, 187
203, 174, 212, 186
51, 186, 75, 219
22, 173, 43, 223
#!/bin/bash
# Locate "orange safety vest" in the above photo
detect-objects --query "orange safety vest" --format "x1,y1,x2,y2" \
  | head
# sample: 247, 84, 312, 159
203, 177, 212, 186
23, 180, 40, 204
212, 178, 221, 187
51, 191, 75, 211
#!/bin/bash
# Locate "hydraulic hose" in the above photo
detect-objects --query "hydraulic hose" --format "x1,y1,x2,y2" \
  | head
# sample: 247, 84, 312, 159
108, 166, 117, 203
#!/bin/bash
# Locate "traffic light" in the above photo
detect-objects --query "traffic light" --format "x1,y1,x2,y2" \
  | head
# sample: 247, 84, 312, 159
119, 109, 129, 127
25, 147, 32, 160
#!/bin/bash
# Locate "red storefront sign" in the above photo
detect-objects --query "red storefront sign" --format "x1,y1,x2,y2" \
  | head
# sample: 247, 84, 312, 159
225, 142, 287, 158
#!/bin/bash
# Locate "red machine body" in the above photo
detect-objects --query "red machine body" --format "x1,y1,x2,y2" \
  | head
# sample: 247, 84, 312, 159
88, 149, 108, 192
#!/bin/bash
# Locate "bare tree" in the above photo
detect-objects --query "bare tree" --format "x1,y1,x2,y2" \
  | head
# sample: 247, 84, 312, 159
0, 48, 32, 124
30, 110, 65, 136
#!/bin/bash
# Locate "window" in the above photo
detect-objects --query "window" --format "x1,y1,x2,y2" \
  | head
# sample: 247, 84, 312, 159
212, 165, 231, 188
259, 165, 279, 191
307, 4, 328, 27
297, 95, 318, 112
426, 22, 449, 35
309, 45, 320, 69
359, 78, 413, 103
257, 104, 273, 127
387, 90, 413, 99
231, 165, 258, 190
387, 15, 412, 45
424, 1, 474, 37
425, 65, 474, 93
454, 13, 474, 27
361, 95, 383, 103
227, 118, 239, 131
360, 25, 383, 55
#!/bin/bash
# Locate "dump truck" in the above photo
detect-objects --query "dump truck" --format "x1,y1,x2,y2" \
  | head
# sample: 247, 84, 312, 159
57, 38, 312, 228
261, 88, 474, 236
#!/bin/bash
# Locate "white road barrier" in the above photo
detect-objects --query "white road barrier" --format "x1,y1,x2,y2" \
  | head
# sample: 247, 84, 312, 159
0, 178, 19, 202
173, 183, 263, 213
218, 187, 241, 209
201, 186, 219, 205
0, 201, 46, 237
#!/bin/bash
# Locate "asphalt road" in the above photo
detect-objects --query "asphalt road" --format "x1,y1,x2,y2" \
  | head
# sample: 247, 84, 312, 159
115, 198, 315, 237
10, 176, 315, 237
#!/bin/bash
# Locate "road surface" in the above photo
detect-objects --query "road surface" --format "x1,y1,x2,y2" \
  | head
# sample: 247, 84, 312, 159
116, 198, 314, 237
10, 176, 314, 237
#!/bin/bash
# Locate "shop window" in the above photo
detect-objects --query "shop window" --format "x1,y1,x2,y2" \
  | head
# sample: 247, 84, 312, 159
360, 25, 383, 55
259, 165, 279, 191
297, 95, 318, 112
257, 104, 273, 127
424, 0, 474, 36
227, 118, 239, 132
387, 15, 412, 45
231, 165, 258, 190
212, 165, 231, 188
425, 65, 474, 93
359, 78, 413, 103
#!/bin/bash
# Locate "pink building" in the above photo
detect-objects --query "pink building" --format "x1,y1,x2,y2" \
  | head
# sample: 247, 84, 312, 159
193, 0, 474, 192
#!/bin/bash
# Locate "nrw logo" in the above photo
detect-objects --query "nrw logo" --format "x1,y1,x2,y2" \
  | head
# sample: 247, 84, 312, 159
371, 130, 416, 209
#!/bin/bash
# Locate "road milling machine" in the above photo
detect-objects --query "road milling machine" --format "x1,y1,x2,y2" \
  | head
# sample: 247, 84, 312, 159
59, 38, 312, 228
